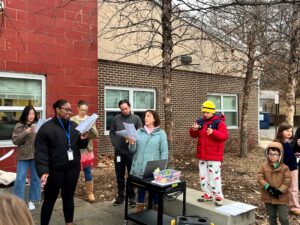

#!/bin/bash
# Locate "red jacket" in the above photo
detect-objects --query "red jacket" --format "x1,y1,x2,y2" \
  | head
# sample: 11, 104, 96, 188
189, 115, 228, 161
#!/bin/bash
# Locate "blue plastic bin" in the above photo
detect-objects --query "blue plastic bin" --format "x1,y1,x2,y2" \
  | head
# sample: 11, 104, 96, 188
259, 112, 270, 129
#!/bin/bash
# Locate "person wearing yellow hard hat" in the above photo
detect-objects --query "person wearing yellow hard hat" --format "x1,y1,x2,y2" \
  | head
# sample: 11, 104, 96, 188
189, 100, 228, 206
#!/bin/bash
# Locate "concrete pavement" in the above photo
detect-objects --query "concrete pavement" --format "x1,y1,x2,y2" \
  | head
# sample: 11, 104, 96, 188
0, 185, 134, 225
30, 198, 129, 225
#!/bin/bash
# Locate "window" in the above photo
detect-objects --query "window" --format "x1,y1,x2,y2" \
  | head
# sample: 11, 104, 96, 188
208, 94, 238, 128
0, 72, 46, 146
105, 86, 156, 133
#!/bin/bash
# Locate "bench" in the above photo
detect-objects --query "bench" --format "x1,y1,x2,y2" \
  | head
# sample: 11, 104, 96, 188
164, 188, 256, 225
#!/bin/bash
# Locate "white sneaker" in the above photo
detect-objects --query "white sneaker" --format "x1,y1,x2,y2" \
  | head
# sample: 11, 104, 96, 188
28, 201, 35, 211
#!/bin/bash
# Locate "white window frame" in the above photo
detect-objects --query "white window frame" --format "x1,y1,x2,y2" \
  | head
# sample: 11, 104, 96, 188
208, 93, 238, 129
0, 72, 46, 147
104, 86, 156, 135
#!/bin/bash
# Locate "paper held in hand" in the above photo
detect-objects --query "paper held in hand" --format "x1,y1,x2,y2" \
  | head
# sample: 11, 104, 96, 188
75, 113, 98, 133
35, 118, 52, 133
0, 149, 14, 161
115, 122, 138, 141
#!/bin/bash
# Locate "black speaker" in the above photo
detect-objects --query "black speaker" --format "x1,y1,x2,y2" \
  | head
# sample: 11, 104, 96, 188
177, 216, 210, 225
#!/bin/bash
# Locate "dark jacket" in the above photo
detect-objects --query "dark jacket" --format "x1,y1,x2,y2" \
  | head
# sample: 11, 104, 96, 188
282, 142, 298, 171
292, 127, 300, 153
34, 117, 88, 177
189, 114, 228, 161
12, 122, 36, 160
257, 142, 291, 205
109, 113, 142, 154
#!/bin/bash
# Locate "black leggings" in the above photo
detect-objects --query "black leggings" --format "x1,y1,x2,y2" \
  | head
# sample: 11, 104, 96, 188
41, 165, 80, 225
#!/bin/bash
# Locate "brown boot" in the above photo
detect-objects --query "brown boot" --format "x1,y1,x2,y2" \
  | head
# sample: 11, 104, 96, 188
136, 203, 145, 213
85, 181, 95, 202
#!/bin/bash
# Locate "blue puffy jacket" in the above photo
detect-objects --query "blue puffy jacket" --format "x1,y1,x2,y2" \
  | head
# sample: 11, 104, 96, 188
129, 127, 168, 176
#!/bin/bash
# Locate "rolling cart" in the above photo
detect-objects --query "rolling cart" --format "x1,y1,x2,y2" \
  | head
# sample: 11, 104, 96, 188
124, 175, 186, 225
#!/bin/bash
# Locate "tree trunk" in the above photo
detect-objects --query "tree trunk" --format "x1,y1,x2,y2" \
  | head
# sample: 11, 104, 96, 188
240, 31, 256, 158
161, 0, 174, 161
286, 6, 300, 126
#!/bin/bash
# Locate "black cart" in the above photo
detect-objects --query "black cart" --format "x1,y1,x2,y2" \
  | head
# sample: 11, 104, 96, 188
124, 175, 186, 225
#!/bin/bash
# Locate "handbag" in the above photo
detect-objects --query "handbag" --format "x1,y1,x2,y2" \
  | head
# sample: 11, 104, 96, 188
80, 151, 94, 169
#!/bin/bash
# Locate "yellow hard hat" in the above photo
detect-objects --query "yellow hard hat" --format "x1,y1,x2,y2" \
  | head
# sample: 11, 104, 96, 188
202, 100, 216, 114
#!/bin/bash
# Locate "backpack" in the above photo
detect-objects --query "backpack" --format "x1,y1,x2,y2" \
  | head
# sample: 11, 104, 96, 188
196, 112, 225, 130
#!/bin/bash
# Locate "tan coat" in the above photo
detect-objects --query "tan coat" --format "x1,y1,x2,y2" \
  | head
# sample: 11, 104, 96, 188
257, 142, 292, 204
12, 122, 36, 160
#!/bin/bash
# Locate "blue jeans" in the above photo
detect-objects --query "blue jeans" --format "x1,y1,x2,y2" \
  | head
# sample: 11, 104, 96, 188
13, 159, 41, 201
138, 188, 158, 204
83, 166, 93, 181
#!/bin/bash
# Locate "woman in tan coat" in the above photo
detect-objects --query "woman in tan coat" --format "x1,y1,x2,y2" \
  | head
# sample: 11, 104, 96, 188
71, 100, 98, 202
257, 141, 292, 225
12, 105, 41, 211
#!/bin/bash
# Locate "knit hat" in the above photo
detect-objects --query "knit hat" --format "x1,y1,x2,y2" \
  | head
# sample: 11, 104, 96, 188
202, 101, 216, 114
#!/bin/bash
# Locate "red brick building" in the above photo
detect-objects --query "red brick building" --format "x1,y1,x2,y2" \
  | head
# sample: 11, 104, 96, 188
0, 0, 98, 171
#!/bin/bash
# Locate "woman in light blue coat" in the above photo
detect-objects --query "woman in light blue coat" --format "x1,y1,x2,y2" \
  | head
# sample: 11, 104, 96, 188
128, 110, 168, 212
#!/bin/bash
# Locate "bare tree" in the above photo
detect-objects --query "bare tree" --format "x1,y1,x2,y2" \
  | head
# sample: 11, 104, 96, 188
176, 0, 300, 155
182, 2, 278, 157
99, 0, 245, 159
99, 0, 190, 160
258, 4, 300, 125
286, 5, 300, 125
99, 0, 300, 158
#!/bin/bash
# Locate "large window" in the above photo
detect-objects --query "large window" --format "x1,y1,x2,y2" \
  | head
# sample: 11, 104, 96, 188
105, 86, 156, 133
0, 72, 46, 146
208, 94, 238, 128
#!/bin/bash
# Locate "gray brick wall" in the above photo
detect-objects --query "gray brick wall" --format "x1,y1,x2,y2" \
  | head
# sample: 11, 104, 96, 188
98, 59, 259, 155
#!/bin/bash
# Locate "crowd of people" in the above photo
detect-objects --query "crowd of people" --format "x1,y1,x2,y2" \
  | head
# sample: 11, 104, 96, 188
2, 98, 300, 225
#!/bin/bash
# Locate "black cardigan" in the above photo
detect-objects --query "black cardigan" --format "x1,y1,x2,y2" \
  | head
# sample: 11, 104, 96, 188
34, 117, 88, 177
292, 127, 300, 153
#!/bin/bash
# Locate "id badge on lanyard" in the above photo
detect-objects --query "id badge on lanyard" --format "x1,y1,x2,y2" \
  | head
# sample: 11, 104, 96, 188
58, 118, 74, 161
68, 148, 74, 161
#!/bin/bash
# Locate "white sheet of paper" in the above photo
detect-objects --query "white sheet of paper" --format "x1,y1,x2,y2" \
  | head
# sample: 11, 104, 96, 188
215, 202, 256, 216
35, 118, 52, 133
0, 149, 14, 161
115, 122, 138, 141
75, 113, 98, 133
123, 122, 138, 140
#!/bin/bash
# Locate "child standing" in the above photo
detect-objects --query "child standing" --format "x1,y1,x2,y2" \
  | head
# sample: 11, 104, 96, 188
275, 122, 300, 216
257, 142, 291, 225
189, 100, 228, 206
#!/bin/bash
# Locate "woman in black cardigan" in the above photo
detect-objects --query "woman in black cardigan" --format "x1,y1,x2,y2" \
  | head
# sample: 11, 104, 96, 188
35, 99, 89, 225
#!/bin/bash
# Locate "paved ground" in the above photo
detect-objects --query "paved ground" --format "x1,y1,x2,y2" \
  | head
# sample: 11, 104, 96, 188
0, 127, 277, 225
259, 126, 277, 140
30, 198, 131, 225
0, 185, 134, 225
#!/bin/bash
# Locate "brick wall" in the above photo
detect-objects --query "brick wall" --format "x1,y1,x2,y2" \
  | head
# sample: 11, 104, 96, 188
98, 59, 259, 155
0, 0, 98, 171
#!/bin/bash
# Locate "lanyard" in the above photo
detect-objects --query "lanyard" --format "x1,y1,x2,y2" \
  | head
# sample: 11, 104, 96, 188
58, 118, 71, 148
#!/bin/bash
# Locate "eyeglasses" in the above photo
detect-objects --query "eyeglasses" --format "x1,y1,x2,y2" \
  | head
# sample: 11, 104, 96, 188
268, 153, 280, 157
60, 107, 72, 113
